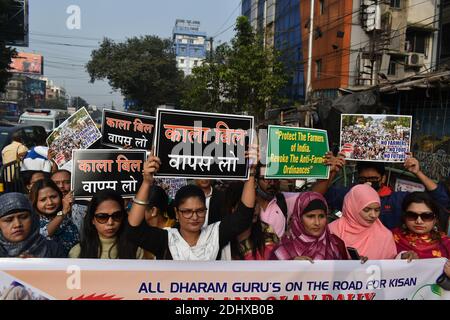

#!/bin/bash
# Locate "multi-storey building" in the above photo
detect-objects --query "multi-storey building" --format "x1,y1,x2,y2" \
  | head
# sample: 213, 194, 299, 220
172, 19, 208, 76
242, 0, 305, 102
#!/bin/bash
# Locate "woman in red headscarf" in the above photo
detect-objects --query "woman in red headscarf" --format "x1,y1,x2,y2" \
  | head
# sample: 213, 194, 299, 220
328, 184, 397, 259
273, 192, 348, 261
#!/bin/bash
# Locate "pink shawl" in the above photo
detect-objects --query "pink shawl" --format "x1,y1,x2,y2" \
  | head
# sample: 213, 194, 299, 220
274, 192, 345, 260
328, 184, 397, 259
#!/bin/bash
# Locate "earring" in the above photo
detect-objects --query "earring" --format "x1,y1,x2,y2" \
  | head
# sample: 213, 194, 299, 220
433, 225, 438, 232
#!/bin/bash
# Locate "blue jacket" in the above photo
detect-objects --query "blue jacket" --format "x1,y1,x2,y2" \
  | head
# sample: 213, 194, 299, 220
325, 183, 450, 230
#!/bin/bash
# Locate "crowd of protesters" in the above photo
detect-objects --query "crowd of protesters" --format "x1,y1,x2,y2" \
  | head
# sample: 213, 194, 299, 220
0, 128, 449, 293
341, 118, 411, 161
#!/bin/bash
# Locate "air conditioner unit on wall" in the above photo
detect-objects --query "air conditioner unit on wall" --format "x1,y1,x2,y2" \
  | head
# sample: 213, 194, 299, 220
407, 53, 425, 67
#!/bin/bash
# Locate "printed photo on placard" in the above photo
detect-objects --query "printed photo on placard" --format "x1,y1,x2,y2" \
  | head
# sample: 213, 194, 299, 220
340, 114, 412, 162
154, 109, 254, 180
47, 107, 102, 169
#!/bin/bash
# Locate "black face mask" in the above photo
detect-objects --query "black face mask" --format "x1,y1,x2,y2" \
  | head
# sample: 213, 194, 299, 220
256, 184, 276, 201
362, 181, 381, 192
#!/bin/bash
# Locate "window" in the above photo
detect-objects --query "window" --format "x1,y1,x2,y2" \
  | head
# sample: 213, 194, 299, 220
405, 30, 430, 56
319, 0, 325, 15
387, 61, 397, 76
390, 0, 401, 8
180, 59, 184, 64
193, 60, 198, 66
315, 59, 322, 79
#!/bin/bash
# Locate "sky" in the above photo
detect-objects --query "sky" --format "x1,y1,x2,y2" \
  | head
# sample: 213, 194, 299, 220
14, 0, 242, 110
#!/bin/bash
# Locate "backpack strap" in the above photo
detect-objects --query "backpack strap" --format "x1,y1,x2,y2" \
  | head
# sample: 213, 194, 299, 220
275, 192, 288, 220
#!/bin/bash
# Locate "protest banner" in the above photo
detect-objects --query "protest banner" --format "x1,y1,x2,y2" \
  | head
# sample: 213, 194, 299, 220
265, 125, 329, 179
101, 109, 155, 150
340, 114, 412, 162
71, 149, 146, 200
154, 109, 254, 180
46, 107, 102, 169
0, 259, 447, 300
395, 178, 426, 193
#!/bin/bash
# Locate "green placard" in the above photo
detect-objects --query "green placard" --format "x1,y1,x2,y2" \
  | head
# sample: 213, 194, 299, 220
265, 125, 330, 179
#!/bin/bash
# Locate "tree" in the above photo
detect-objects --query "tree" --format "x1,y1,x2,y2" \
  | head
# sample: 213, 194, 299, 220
182, 16, 288, 122
86, 36, 184, 114
71, 96, 89, 109
0, 0, 17, 94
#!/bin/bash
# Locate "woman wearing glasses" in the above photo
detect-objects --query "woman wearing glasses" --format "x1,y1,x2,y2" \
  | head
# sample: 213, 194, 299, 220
392, 192, 450, 259
127, 155, 255, 260
69, 190, 144, 259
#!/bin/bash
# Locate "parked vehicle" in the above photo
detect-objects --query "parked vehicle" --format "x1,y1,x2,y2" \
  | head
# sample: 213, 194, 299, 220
18, 109, 68, 133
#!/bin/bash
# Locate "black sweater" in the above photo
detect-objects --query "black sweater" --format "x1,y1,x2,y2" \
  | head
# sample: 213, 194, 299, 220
127, 201, 254, 260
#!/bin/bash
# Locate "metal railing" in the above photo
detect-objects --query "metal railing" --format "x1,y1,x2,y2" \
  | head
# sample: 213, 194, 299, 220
0, 160, 25, 194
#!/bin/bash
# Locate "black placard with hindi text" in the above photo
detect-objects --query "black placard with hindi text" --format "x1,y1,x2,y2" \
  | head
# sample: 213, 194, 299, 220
72, 149, 147, 200
101, 109, 155, 150
154, 109, 254, 180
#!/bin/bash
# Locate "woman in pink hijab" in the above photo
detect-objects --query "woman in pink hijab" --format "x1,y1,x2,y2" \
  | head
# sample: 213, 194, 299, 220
328, 184, 397, 259
273, 192, 348, 261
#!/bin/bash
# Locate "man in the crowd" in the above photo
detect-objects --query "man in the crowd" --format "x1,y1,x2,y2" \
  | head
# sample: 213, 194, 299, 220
254, 164, 304, 238
1, 132, 28, 165
194, 179, 225, 227
51, 169, 87, 233
315, 152, 449, 230
21, 146, 53, 173
1, 132, 28, 183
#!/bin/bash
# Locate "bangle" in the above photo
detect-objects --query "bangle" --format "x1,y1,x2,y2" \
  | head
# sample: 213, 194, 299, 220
133, 198, 149, 206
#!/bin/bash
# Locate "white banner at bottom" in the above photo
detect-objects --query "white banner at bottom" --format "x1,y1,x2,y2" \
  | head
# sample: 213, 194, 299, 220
0, 258, 448, 300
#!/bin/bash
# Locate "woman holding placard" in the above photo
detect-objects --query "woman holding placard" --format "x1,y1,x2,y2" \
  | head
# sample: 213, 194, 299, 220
127, 154, 255, 260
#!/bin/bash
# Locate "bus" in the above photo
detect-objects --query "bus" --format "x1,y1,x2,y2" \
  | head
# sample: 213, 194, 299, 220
18, 109, 68, 133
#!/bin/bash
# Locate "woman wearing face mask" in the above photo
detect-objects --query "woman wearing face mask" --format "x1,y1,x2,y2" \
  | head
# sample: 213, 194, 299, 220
273, 192, 348, 262
69, 190, 143, 259
127, 155, 255, 260
328, 184, 398, 260
0, 192, 64, 258
29, 179, 79, 256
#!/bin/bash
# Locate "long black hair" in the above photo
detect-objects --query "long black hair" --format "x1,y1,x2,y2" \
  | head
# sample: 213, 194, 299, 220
224, 181, 265, 260
79, 190, 138, 259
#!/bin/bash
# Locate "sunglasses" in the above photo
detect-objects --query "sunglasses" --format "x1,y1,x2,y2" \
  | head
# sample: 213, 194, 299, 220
404, 211, 436, 222
94, 211, 124, 224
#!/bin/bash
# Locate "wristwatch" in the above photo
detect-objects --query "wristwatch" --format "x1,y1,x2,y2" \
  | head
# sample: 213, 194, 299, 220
56, 210, 66, 217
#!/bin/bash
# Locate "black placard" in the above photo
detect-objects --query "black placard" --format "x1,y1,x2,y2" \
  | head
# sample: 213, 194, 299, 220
101, 109, 155, 150
72, 149, 147, 200
154, 109, 254, 180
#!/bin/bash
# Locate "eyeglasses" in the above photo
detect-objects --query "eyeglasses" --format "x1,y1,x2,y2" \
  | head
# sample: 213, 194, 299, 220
94, 211, 124, 224
178, 208, 207, 219
357, 176, 381, 184
404, 211, 436, 222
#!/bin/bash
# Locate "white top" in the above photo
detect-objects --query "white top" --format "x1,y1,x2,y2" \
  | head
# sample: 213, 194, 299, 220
167, 222, 221, 260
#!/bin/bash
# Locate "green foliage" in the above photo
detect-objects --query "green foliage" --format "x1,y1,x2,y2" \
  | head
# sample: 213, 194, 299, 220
71, 96, 89, 109
181, 16, 288, 121
86, 36, 184, 114
0, 0, 17, 93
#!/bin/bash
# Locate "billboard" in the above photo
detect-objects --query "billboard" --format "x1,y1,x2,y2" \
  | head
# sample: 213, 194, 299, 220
0, 0, 29, 47
10, 53, 44, 75
24, 77, 46, 97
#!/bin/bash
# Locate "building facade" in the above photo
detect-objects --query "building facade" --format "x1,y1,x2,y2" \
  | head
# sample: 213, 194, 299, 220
242, 0, 305, 103
299, 0, 439, 98
172, 19, 208, 76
